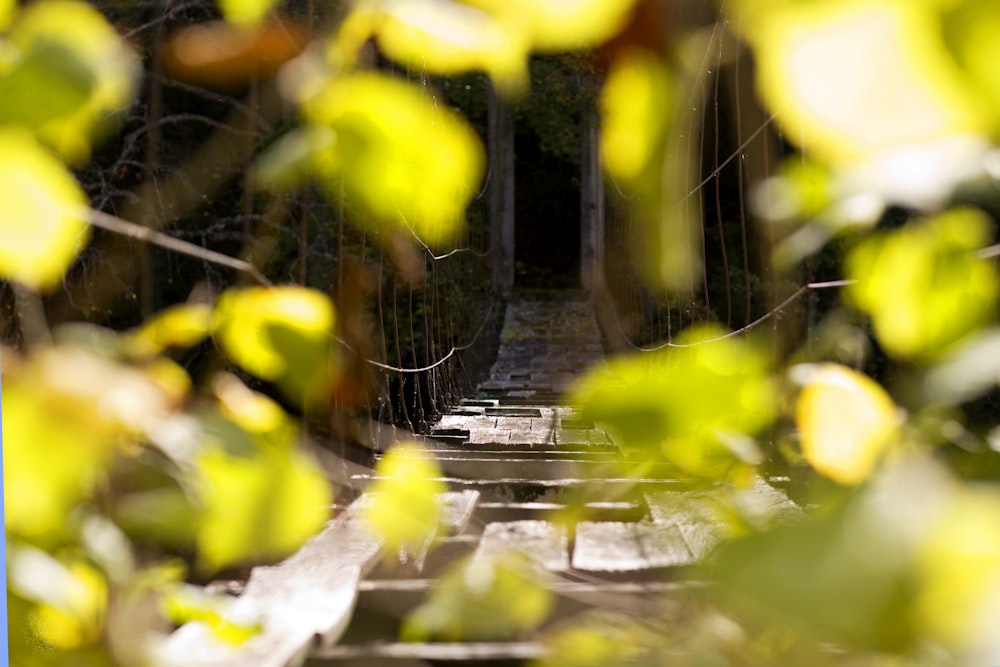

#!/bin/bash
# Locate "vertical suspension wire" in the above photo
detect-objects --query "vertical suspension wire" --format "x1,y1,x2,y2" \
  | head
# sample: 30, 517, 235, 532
712, 37, 732, 328
734, 35, 753, 328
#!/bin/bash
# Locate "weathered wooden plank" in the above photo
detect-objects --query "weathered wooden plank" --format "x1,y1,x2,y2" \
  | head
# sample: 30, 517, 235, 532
310, 641, 547, 662
160, 502, 382, 667
161, 491, 479, 667
572, 521, 694, 571
474, 520, 570, 570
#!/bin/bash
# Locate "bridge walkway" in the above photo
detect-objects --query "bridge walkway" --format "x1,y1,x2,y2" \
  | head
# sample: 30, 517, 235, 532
164, 289, 800, 666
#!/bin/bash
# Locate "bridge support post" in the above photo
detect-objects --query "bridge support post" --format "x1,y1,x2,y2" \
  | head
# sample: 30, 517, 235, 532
580, 105, 605, 293
488, 83, 515, 295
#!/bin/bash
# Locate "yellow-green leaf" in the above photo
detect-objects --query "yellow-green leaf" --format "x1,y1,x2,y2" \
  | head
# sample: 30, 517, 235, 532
0, 0, 14, 31
218, 0, 280, 28
914, 486, 1000, 651
401, 553, 554, 641
194, 444, 331, 573
361, 444, 447, 555
0, 130, 89, 291
470, 0, 638, 52
730, 0, 984, 166
123, 303, 213, 358
162, 584, 261, 645
7, 544, 108, 650
212, 286, 337, 406
794, 363, 899, 485
570, 326, 776, 478
366, 0, 529, 96
4, 347, 171, 541
6, 0, 140, 161
297, 71, 485, 247
600, 49, 672, 185
845, 207, 999, 360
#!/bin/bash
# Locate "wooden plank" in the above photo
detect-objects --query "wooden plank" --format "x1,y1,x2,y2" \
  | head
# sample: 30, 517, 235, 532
160, 501, 382, 667
310, 641, 547, 662
475, 520, 570, 570
572, 521, 694, 572
161, 492, 476, 667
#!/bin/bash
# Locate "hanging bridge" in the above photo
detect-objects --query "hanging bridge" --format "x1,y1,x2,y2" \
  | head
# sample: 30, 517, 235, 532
17, 10, 839, 662
160, 286, 809, 666
58, 70, 829, 667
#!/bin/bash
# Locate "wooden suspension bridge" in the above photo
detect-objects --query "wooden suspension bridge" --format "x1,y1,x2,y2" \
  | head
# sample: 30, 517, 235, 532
161, 289, 802, 666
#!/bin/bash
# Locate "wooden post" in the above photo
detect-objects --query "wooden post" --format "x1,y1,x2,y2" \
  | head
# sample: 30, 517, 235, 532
580, 106, 604, 293
488, 82, 515, 295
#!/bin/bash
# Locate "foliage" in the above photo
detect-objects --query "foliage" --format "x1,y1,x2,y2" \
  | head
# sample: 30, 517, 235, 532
7, 0, 1000, 665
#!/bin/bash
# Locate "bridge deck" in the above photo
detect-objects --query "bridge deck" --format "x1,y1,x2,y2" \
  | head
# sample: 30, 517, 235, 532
165, 289, 800, 666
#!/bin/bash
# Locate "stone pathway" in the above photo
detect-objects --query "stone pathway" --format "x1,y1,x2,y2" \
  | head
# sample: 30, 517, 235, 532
165, 289, 801, 666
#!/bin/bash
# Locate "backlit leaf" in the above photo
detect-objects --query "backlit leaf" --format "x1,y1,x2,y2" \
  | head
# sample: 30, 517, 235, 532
211, 286, 338, 406
401, 553, 554, 641
535, 611, 668, 667
794, 363, 899, 485
570, 326, 776, 478
194, 443, 331, 573
0, 130, 88, 291
361, 444, 447, 556
914, 486, 1000, 652
469, 0, 638, 52
217, 0, 280, 28
8, 544, 108, 650
123, 303, 213, 358
710, 499, 917, 651
600, 49, 673, 185
4, 347, 174, 541
365, 0, 529, 97
845, 207, 998, 361
0, 40, 95, 126
296, 71, 485, 247
0, 0, 14, 30
6, 0, 140, 161
162, 584, 261, 644
730, 1, 983, 165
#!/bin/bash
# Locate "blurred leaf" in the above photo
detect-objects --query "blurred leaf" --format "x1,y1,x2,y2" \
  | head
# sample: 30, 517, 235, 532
711, 510, 917, 652
162, 584, 261, 644
0, 0, 14, 30
295, 71, 485, 247
469, 0, 638, 52
4, 351, 128, 541
252, 124, 333, 190
794, 363, 900, 485
364, 0, 529, 97
600, 48, 673, 186
6, 0, 140, 161
942, 1, 1000, 137
922, 327, 1000, 405
194, 443, 331, 573
535, 611, 666, 667
361, 444, 447, 556
401, 553, 554, 641
570, 326, 776, 478
8, 543, 107, 650
0, 129, 89, 291
0, 40, 95, 126
212, 372, 297, 447
730, 1, 983, 166
913, 485, 1000, 652
845, 207, 998, 361
212, 285, 338, 407
164, 16, 307, 90
218, 0, 280, 28
114, 487, 202, 550
123, 303, 213, 358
